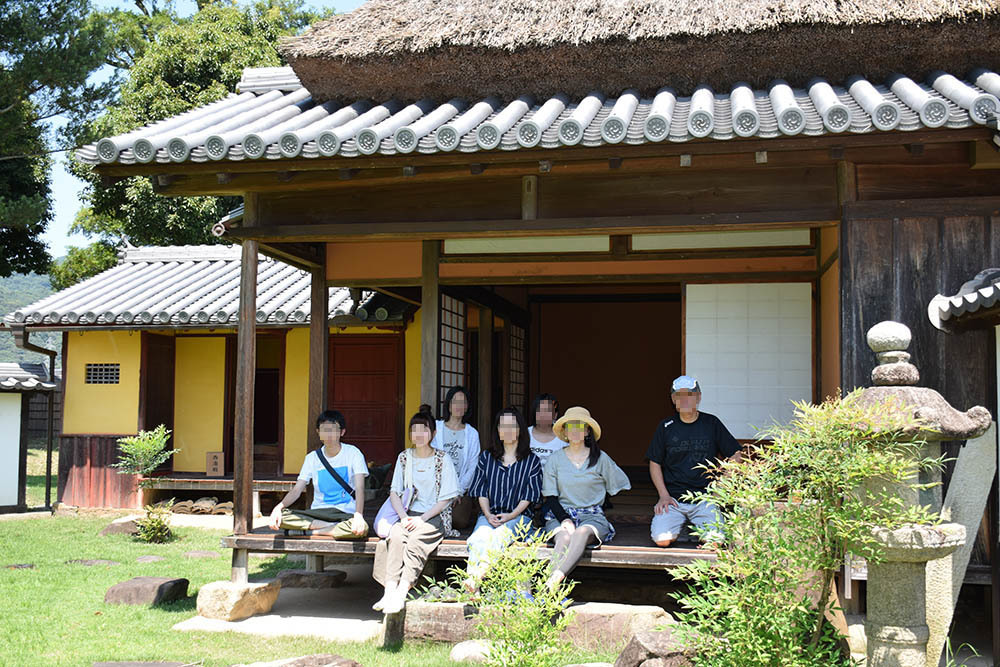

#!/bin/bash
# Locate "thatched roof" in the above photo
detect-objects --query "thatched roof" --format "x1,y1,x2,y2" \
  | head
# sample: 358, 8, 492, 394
280, 0, 1000, 101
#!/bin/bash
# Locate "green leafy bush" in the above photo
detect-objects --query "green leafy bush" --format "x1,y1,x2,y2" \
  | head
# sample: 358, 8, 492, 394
424, 523, 575, 667
111, 424, 178, 481
135, 499, 174, 544
671, 390, 944, 666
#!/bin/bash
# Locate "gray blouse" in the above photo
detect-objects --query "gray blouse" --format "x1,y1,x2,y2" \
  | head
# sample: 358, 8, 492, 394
541, 448, 631, 509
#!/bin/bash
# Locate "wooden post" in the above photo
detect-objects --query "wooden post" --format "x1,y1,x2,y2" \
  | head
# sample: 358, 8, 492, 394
308, 257, 328, 452
231, 548, 249, 585
233, 193, 259, 538
478, 306, 493, 431
382, 609, 406, 648
421, 240, 440, 411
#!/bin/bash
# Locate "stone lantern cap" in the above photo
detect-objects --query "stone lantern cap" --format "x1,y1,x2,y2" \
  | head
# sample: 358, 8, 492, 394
869, 523, 965, 562
857, 321, 991, 441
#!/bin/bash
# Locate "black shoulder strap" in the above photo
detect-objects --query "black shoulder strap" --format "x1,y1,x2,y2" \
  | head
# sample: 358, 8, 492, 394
317, 449, 355, 499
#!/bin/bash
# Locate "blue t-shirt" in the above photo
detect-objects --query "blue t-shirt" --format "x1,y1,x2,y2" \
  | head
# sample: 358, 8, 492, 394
297, 443, 369, 512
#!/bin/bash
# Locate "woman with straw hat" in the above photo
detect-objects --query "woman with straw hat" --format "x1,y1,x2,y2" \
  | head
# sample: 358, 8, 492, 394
540, 406, 631, 591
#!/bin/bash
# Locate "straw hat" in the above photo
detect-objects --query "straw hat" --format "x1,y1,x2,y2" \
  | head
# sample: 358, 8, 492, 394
553, 406, 602, 442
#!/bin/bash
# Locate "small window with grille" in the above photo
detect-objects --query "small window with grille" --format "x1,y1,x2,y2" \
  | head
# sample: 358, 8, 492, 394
85, 363, 120, 384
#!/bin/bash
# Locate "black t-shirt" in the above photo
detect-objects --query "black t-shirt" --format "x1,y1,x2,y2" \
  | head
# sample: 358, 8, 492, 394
645, 412, 740, 498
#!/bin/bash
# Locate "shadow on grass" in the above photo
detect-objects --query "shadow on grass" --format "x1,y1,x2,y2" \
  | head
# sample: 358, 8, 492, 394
158, 596, 198, 613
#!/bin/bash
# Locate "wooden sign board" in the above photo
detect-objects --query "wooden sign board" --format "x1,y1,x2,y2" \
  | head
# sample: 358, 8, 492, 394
206, 451, 224, 477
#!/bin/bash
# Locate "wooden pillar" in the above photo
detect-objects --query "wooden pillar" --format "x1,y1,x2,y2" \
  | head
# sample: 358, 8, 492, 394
421, 241, 440, 411
478, 306, 493, 432
308, 256, 328, 452
233, 193, 259, 539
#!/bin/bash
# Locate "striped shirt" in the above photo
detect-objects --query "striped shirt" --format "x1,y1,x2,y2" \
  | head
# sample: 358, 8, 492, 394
468, 450, 543, 515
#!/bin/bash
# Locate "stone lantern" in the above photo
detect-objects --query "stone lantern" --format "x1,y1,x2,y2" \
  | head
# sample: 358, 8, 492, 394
857, 321, 990, 667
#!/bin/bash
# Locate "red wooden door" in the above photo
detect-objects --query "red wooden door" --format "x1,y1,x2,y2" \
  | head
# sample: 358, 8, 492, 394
328, 335, 403, 464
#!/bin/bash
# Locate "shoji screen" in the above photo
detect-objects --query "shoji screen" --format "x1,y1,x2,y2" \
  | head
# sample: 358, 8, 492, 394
684, 283, 812, 440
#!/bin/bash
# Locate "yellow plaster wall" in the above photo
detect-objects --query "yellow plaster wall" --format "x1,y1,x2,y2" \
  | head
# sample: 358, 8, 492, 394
284, 327, 309, 473
63, 331, 141, 435
172, 337, 225, 472
404, 309, 422, 447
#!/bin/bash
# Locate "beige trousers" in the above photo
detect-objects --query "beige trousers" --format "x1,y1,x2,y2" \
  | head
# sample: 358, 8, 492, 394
372, 513, 444, 586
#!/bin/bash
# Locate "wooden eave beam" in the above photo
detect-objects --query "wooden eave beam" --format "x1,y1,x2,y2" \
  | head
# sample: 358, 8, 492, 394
134, 145, 976, 197
226, 208, 839, 243
256, 241, 323, 271
93, 128, 990, 180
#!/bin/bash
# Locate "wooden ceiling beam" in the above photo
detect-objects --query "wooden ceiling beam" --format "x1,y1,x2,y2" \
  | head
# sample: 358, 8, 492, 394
227, 208, 839, 243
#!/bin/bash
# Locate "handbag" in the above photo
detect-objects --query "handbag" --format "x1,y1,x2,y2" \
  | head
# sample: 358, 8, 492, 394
374, 450, 415, 538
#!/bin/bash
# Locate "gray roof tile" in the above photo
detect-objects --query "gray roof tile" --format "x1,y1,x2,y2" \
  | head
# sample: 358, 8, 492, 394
77, 66, 1000, 166
3, 245, 404, 329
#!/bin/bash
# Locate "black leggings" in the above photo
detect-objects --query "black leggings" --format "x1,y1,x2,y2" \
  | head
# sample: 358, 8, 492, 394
549, 525, 598, 577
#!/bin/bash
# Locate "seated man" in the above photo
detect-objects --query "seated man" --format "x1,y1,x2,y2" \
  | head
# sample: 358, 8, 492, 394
269, 410, 369, 538
647, 376, 742, 548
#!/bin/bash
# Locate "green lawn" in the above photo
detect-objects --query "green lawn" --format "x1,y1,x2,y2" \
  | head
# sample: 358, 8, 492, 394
0, 516, 617, 666
24, 445, 57, 508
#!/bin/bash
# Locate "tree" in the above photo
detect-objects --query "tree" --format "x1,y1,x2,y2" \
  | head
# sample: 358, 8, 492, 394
0, 0, 113, 275
59, 0, 330, 288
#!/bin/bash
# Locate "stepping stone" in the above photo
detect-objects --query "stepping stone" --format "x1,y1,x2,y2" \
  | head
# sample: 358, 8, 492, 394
6, 563, 34, 569
196, 580, 281, 621
233, 655, 361, 667
183, 550, 219, 559
93, 663, 186, 666
136, 555, 165, 563
104, 577, 189, 606
67, 559, 120, 567
276, 569, 347, 589
100, 518, 139, 536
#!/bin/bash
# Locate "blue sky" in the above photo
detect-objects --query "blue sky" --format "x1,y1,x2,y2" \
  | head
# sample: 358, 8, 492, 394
44, 0, 365, 259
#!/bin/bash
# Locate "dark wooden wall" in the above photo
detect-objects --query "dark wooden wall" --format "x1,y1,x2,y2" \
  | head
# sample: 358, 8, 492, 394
840, 197, 1000, 414
58, 434, 141, 509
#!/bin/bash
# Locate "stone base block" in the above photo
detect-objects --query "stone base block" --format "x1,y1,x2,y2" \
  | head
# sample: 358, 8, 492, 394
105, 576, 189, 606
614, 630, 694, 667
196, 580, 281, 622
276, 569, 347, 589
566, 602, 675, 651
404, 601, 479, 642
403, 600, 674, 651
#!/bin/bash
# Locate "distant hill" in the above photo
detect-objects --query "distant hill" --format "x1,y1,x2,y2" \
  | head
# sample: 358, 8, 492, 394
0, 273, 62, 368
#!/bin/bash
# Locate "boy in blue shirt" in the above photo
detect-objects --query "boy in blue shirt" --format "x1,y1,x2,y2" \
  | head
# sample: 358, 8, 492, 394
269, 410, 369, 538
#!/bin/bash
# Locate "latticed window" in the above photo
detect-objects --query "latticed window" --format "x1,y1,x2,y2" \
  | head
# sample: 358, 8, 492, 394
439, 294, 466, 414
509, 323, 526, 414
85, 363, 120, 384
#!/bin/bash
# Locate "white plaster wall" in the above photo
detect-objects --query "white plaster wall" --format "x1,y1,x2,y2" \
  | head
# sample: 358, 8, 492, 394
0, 393, 22, 506
685, 283, 813, 440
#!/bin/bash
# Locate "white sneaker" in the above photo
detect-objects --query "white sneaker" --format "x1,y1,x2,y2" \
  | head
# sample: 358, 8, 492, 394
382, 587, 408, 615
372, 587, 394, 611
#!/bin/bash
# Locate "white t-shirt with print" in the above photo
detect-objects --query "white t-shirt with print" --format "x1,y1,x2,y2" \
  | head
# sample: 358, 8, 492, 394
390, 450, 460, 514
297, 443, 369, 512
529, 426, 565, 464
